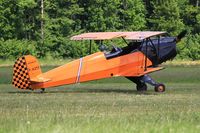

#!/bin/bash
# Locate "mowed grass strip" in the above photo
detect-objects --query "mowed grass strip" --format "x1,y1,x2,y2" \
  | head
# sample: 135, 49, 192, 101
0, 66, 200, 133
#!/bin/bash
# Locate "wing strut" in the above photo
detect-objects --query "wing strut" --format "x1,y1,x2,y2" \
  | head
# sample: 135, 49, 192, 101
121, 37, 128, 45
89, 40, 92, 54
144, 38, 149, 71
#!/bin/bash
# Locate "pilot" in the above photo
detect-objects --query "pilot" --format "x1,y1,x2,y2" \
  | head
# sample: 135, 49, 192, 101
105, 41, 141, 59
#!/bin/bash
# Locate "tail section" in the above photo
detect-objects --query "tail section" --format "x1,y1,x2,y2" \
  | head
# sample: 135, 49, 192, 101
12, 55, 42, 90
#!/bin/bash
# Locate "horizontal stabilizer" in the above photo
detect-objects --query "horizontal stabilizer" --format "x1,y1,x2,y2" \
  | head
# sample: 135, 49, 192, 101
30, 77, 51, 83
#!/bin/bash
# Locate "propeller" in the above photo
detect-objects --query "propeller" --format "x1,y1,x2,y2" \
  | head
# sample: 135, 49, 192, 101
176, 30, 187, 43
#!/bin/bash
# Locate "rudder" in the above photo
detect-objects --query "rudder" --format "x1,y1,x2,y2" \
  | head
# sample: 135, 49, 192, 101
12, 55, 42, 90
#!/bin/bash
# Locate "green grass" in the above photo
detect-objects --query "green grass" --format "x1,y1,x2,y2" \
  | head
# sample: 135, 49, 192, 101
1, 66, 200, 133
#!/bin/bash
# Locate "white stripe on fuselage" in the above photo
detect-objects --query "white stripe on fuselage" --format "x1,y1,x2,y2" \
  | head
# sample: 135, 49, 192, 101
76, 58, 83, 83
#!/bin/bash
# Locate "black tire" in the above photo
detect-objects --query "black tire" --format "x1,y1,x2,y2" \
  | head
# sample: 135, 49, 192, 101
154, 84, 165, 92
136, 83, 147, 91
40, 88, 45, 93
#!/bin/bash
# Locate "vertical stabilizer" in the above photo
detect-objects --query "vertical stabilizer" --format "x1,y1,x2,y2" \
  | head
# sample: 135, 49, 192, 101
12, 55, 42, 90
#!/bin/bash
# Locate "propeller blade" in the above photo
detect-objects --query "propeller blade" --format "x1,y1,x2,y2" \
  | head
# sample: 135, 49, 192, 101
176, 30, 187, 42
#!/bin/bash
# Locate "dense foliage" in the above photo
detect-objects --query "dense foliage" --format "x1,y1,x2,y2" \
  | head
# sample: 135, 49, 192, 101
0, 0, 199, 60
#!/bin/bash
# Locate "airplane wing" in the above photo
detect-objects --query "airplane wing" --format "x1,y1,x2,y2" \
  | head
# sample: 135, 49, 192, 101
138, 67, 164, 76
70, 31, 166, 41
71, 32, 123, 40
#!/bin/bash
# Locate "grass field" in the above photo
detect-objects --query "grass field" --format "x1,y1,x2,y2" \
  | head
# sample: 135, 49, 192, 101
0, 65, 200, 133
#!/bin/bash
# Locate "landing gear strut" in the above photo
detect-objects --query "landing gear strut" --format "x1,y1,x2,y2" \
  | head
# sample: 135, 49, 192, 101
126, 77, 147, 91
136, 83, 147, 91
126, 74, 165, 92
40, 88, 45, 93
140, 75, 165, 92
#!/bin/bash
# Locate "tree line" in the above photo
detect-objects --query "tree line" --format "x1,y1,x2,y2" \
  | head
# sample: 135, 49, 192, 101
0, 0, 199, 60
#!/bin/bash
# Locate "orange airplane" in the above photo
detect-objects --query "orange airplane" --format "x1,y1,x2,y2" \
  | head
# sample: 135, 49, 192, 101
12, 31, 187, 92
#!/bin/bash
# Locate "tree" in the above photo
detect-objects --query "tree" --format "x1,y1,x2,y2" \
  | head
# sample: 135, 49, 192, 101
0, 0, 19, 39
119, 0, 146, 30
178, 0, 200, 34
77, 0, 121, 32
40, 0, 83, 57
17, 0, 39, 40
148, 0, 185, 35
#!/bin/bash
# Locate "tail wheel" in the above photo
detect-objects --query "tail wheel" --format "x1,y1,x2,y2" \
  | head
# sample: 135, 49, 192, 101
136, 83, 147, 91
155, 84, 165, 92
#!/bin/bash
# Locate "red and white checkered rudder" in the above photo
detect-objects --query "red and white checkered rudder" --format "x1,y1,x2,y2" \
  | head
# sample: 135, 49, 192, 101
12, 55, 42, 90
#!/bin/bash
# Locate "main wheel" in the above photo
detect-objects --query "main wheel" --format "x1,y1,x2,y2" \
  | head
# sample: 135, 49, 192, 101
154, 84, 165, 92
40, 88, 45, 93
136, 83, 147, 91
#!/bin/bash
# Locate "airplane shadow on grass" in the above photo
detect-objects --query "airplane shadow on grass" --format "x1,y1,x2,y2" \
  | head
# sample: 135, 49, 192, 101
7, 88, 159, 95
